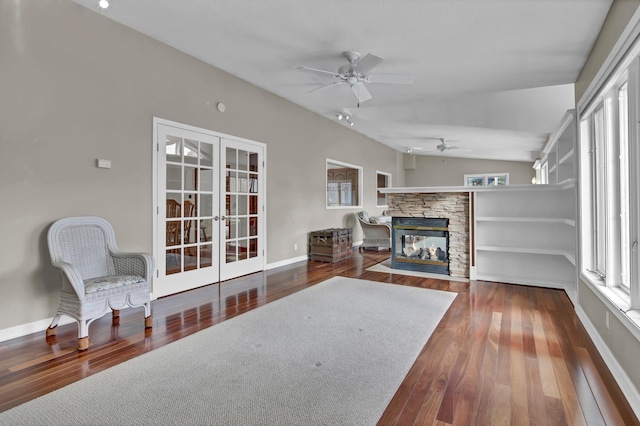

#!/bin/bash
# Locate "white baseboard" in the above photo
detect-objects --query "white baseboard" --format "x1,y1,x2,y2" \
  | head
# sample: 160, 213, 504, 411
575, 305, 640, 419
0, 316, 75, 343
266, 255, 309, 270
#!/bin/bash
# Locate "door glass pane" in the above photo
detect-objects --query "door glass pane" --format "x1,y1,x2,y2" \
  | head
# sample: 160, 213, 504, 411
184, 197, 196, 217
249, 176, 258, 193
227, 171, 237, 192
238, 218, 248, 238
166, 164, 182, 190
228, 195, 237, 215
201, 143, 213, 167
238, 172, 248, 193
249, 153, 258, 172
166, 248, 181, 275
249, 195, 258, 214
226, 147, 237, 169
201, 194, 212, 217
200, 219, 212, 242
200, 244, 212, 267
228, 218, 237, 239
238, 195, 248, 215
184, 139, 198, 165
184, 219, 197, 244
238, 150, 248, 171
200, 169, 213, 191
238, 239, 248, 260
184, 245, 197, 271
226, 242, 236, 263
249, 238, 258, 258
249, 217, 258, 237
166, 221, 181, 246
184, 166, 197, 191
166, 195, 181, 217
166, 136, 182, 162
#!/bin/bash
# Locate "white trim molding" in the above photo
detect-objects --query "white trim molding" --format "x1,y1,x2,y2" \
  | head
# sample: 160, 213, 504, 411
0, 316, 75, 343
576, 305, 640, 419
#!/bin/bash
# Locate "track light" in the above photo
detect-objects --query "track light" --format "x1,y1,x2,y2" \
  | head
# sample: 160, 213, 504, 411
336, 113, 354, 126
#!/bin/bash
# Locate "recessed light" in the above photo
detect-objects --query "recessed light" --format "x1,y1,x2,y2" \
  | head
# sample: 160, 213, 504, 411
99, 0, 109, 9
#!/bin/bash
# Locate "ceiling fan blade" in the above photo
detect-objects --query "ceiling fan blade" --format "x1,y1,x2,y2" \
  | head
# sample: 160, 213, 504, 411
366, 74, 415, 85
353, 53, 384, 74
296, 66, 340, 77
304, 81, 343, 95
351, 83, 372, 103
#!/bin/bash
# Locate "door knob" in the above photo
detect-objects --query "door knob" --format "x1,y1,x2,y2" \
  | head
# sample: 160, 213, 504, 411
220, 216, 227, 221
213, 216, 219, 221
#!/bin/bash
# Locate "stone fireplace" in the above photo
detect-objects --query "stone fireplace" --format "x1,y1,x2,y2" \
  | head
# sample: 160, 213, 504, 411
392, 217, 449, 274
386, 192, 470, 278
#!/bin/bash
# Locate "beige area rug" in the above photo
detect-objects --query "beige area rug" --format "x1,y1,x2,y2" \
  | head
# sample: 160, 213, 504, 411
367, 259, 470, 283
0, 277, 456, 426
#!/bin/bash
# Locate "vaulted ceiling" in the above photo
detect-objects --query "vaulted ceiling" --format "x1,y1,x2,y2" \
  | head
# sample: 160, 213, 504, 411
72, 0, 612, 162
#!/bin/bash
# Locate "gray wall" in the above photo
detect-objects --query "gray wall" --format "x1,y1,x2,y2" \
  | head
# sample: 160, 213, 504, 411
405, 155, 535, 186
575, 0, 640, 102
0, 1, 401, 330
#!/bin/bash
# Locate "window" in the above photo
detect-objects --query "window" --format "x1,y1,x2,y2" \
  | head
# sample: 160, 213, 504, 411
376, 171, 391, 207
326, 159, 362, 208
581, 64, 634, 302
464, 173, 509, 186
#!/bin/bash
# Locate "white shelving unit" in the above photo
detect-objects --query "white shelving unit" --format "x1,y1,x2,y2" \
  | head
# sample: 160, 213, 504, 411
539, 109, 576, 185
474, 186, 577, 297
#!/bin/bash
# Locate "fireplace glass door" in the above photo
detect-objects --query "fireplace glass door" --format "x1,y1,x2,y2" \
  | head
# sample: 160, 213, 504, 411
392, 217, 449, 274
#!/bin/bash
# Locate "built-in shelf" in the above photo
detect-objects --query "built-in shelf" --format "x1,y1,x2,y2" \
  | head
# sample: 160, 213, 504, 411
473, 182, 576, 293
475, 216, 575, 226
475, 245, 575, 265
539, 109, 576, 185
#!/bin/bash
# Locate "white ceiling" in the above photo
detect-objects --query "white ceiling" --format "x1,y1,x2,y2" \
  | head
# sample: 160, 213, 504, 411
72, 0, 612, 162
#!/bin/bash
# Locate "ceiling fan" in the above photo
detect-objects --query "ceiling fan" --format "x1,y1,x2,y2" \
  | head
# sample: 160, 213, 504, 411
297, 51, 414, 104
408, 138, 468, 154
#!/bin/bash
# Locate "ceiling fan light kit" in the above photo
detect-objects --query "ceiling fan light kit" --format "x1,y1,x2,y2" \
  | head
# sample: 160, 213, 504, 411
298, 50, 414, 104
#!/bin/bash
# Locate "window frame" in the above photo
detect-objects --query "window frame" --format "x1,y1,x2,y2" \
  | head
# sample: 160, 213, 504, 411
326, 159, 363, 209
463, 173, 509, 187
376, 171, 392, 208
580, 60, 637, 307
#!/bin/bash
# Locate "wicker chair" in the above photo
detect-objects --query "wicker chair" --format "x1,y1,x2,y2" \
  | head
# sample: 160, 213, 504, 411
356, 211, 392, 251
46, 216, 154, 350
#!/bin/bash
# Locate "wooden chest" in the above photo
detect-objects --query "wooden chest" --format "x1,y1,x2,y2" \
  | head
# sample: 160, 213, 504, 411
309, 228, 353, 263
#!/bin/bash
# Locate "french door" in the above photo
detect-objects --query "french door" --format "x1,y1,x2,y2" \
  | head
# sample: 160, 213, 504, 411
153, 119, 265, 298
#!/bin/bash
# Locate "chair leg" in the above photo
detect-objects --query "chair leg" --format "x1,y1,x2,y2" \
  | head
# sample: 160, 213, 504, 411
77, 337, 89, 351
46, 314, 62, 337
145, 316, 153, 328
112, 309, 120, 325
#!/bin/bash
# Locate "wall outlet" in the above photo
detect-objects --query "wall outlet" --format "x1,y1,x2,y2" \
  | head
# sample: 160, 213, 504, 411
294, 243, 298, 251
606, 311, 610, 330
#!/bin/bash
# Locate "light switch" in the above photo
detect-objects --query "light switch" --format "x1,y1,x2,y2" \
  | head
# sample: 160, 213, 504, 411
97, 159, 111, 169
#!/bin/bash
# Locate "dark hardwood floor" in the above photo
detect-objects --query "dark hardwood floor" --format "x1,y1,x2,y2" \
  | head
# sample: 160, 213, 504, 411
0, 250, 637, 425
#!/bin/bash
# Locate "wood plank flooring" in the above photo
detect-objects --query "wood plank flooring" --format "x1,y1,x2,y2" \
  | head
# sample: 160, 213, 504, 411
0, 250, 637, 425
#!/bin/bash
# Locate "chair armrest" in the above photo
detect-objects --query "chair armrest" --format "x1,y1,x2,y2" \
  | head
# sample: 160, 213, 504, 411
111, 251, 154, 281
51, 260, 86, 298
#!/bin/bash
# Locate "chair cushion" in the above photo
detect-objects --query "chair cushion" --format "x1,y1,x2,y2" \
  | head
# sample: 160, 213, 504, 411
84, 275, 145, 294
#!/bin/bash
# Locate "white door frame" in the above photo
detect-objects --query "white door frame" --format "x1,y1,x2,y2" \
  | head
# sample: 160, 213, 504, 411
152, 117, 267, 299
